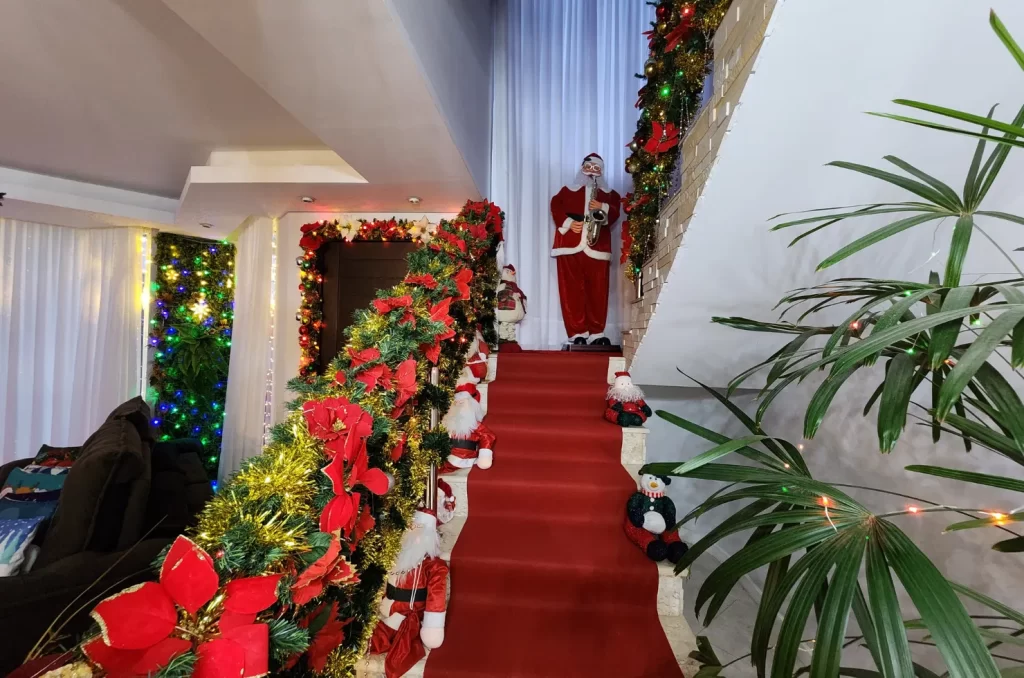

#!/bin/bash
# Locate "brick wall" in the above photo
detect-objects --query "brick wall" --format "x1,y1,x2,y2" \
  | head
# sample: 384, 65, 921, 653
621, 0, 776, 363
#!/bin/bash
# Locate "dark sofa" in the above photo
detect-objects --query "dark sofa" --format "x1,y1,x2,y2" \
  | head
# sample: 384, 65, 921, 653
0, 398, 213, 675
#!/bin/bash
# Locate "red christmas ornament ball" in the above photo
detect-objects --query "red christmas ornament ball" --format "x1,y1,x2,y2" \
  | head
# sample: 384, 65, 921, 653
656, 4, 670, 20
299, 335, 311, 348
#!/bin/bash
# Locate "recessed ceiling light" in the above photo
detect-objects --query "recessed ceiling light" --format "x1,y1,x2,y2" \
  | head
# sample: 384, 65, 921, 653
199, 222, 214, 229
300, 196, 316, 204
408, 196, 421, 205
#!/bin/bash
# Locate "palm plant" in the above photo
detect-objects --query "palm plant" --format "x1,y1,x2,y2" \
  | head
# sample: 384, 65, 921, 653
644, 11, 1024, 677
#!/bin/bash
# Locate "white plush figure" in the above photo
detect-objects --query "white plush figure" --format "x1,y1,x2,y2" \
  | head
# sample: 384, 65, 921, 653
624, 472, 687, 563
495, 264, 527, 351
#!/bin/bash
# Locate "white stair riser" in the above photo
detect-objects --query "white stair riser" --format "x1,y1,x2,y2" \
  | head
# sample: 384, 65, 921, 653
486, 353, 498, 382
607, 356, 627, 384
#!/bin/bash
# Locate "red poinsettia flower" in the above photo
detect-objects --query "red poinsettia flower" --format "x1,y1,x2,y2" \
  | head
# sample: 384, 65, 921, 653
420, 339, 442, 365
404, 273, 438, 289
333, 370, 346, 387
429, 229, 468, 254
84, 536, 281, 678
468, 223, 488, 241
347, 346, 380, 368
392, 358, 418, 410
428, 297, 454, 327
291, 534, 358, 606
390, 433, 407, 462
320, 447, 388, 534
643, 121, 680, 154
288, 602, 352, 673
351, 504, 376, 549
452, 268, 473, 301
372, 295, 413, 315
300, 221, 322, 234
303, 397, 373, 462
355, 364, 393, 393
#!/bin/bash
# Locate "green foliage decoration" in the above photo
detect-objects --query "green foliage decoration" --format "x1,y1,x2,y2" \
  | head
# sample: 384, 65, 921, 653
150, 232, 236, 478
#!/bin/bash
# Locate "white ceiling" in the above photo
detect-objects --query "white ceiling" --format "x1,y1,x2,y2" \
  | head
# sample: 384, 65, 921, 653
630, 0, 1024, 387
0, 0, 486, 232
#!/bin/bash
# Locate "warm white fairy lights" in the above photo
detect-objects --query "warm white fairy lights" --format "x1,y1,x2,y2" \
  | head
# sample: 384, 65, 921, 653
261, 218, 279, 446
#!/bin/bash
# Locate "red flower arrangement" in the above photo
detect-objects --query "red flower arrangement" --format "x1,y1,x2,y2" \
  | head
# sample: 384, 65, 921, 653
83, 536, 281, 678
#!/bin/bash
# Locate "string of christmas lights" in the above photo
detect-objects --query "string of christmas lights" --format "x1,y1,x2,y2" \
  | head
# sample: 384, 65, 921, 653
622, 0, 729, 280
296, 217, 437, 378
149, 232, 237, 478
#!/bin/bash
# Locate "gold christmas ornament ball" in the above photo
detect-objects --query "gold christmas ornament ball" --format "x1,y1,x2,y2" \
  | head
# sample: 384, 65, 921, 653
644, 60, 657, 76
656, 21, 669, 34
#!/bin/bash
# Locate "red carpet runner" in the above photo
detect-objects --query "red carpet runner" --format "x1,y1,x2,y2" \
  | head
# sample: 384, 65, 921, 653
425, 351, 683, 677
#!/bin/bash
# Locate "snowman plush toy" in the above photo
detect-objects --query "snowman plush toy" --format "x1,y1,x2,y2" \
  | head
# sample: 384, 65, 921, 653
624, 472, 688, 563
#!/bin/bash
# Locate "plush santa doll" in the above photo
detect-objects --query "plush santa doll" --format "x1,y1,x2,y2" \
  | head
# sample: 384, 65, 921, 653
436, 478, 457, 525
370, 508, 450, 678
495, 264, 527, 352
439, 382, 496, 474
624, 473, 688, 563
605, 371, 653, 427
551, 153, 621, 346
465, 326, 490, 383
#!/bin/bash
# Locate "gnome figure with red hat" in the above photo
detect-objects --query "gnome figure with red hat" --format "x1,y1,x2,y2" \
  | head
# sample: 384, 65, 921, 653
496, 263, 526, 352
439, 377, 496, 474
464, 326, 490, 383
551, 153, 621, 346
605, 371, 653, 427
369, 506, 450, 678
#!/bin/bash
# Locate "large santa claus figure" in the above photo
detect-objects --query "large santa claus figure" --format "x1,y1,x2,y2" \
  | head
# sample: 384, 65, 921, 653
370, 508, 450, 678
550, 153, 621, 346
439, 382, 495, 474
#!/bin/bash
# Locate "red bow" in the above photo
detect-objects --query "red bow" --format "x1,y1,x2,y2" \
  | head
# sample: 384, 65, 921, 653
664, 15, 693, 53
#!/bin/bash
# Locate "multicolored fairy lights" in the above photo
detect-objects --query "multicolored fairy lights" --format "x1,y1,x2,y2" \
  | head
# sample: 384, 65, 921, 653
149, 232, 236, 478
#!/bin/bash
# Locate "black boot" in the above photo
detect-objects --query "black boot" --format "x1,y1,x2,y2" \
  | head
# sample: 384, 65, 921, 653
572, 336, 588, 345
591, 336, 611, 346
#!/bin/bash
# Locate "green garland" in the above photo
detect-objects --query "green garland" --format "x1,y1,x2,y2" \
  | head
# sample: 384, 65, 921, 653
149, 232, 236, 479
622, 0, 729, 280
71, 201, 502, 678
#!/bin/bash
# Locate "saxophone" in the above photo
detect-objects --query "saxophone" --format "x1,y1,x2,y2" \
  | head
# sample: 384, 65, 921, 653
584, 175, 608, 247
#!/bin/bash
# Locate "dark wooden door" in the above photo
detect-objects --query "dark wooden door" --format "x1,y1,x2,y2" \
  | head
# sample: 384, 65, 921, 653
318, 241, 416, 373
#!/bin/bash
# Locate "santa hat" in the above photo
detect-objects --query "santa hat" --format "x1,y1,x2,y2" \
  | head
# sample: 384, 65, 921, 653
502, 264, 516, 273
583, 153, 604, 167
615, 371, 631, 379
455, 382, 480, 402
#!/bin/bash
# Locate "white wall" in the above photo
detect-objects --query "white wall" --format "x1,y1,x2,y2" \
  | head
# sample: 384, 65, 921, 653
386, 0, 494, 195
271, 211, 455, 424
631, 0, 1024, 629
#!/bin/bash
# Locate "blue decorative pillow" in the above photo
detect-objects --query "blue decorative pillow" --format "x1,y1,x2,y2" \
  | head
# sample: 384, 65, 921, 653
1, 467, 67, 497
0, 517, 45, 575
21, 463, 71, 477
0, 495, 59, 520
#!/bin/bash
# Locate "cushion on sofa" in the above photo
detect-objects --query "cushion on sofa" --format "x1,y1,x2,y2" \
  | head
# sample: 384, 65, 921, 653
0, 495, 60, 521
0, 517, 45, 576
35, 419, 149, 568
105, 396, 156, 443
33, 445, 80, 469
1, 467, 67, 497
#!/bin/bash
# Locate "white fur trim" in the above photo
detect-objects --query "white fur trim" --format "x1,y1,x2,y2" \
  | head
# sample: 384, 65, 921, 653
446, 454, 477, 469
384, 612, 406, 631
551, 243, 613, 260
558, 217, 574, 235
601, 202, 610, 213
569, 332, 590, 341
423, 611, 446, 628
477, 448, 493, 469
588, 333, 606, 343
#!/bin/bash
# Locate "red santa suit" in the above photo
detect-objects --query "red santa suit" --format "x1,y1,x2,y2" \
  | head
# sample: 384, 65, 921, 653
466, 328, 489, 382
551, 153, 621, 342
370, 510, 450, 678
439, 383, 496, 474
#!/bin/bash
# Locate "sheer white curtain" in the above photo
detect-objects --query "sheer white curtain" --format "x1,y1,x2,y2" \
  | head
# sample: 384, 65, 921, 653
490, 0, 651, 349
0, 220, 145, 463
221, 217, 277, 483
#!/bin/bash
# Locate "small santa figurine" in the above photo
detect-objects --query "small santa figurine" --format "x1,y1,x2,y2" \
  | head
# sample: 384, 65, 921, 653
370, 508, 450, 678
495, 264, 527, 352
605, 371, 653, 427
465, 326, 490, 383
624, 472, 688, 563
436, 477, 457, 525
439, 382, 496, 474
550, 153, 621, 346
